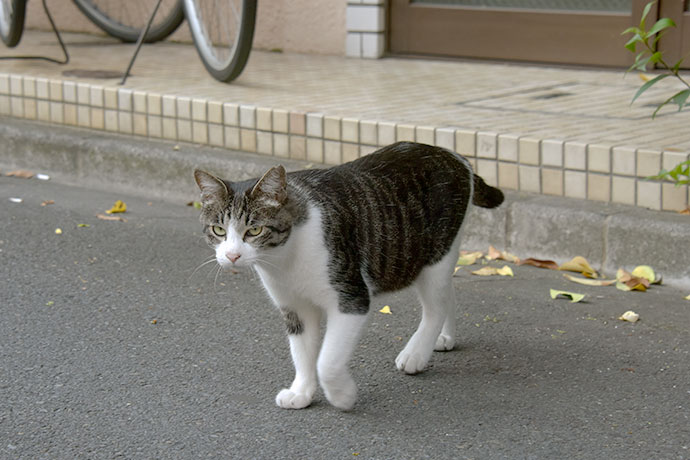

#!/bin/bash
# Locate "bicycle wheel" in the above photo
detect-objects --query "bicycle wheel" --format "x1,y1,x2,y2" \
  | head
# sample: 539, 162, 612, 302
73, 0, 185, 43
184, 0, 257, 82
0, 0, 26, 47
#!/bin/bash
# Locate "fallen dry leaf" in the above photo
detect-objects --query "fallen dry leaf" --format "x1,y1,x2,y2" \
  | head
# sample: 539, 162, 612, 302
631, 265, 659, 284
558, 256, 598, 278
105, 200, 127, 214
487, 245, 501, 260
457, 251, 483, 266
618, 311, 640, 322
486, 246, 520, 264
41, 200, 55, 206
685, 294, 690, 301
550, 289, 585, 303
519, 258, 559, 270
55, 228, 62, 235
679, 207, 690, 215
563, 273, 616, 287
496, 265, 514, 277
379, 305, 392, 314
96, 213, 127, 222
6, 170, 34, 179
472, 265, 513, 277
616, 268, 650, 291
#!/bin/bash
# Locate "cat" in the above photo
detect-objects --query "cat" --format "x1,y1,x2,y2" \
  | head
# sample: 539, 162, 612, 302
194, 141, 504, 411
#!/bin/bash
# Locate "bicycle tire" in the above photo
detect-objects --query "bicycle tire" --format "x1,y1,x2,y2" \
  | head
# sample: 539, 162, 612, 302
73, 0, 185, 43
0, 0, 26, 47
184, 0, 257, 82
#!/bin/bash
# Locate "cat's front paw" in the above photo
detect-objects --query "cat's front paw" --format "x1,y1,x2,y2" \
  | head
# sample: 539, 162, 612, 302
395, 349, 431, 374
321, 373, 357, 411
275, 389, 312, 409
434, 333, 455, 351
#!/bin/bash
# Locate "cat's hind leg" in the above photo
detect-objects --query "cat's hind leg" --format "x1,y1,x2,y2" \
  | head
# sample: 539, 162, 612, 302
276, 306, 321, 409
396, 247, 458, 374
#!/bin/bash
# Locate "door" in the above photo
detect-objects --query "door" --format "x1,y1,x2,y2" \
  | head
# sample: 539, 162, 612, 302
389, 0, 653, 67
658, 0, 690, 68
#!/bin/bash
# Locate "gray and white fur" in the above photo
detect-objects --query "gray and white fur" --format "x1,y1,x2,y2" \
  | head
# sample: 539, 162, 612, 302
194, 141, 504, 410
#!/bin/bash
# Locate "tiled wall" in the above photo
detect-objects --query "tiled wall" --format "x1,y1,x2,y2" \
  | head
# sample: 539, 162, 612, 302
1, 72, 688, 212
345, 0, 385, 59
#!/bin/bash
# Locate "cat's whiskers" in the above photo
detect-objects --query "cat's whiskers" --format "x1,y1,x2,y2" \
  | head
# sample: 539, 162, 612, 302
188, 256, 218, 281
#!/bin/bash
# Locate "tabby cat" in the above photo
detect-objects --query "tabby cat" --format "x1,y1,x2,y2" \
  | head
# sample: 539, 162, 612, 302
194, 141, 504, 410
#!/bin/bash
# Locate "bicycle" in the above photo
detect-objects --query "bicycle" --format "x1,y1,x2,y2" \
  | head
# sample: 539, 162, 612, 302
0, 0, 257, 83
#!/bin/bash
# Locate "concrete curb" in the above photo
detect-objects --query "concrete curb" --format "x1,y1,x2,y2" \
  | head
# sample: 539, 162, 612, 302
2, 117, 689, 289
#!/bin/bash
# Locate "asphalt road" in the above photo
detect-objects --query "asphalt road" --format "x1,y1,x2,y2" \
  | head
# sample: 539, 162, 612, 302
1, 176, 689, 460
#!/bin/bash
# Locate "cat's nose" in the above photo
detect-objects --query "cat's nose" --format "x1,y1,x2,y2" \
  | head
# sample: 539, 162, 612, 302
226, 252, 241, 264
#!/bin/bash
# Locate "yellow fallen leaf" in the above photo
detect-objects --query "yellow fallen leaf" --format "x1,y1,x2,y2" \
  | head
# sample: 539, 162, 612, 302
487, 245, 501, 260
96, 213, 127, 222
618, 311, 640, 322
631, 265, 656, 284
105, 200, 127, 214
472, 266, 499, 276
379, 305, 392, 314
563, 273, 616, 286
549, 289, 585, 303
457, 251, 483, 266
639, 73, 653, 82
55, 228, 62, 235
616, 281, 647, 292
685, 294, 690, 301
41, 200, 55, 206
499, 250, 520, 264
496, 265, 514, 277
559, 256, 598, 278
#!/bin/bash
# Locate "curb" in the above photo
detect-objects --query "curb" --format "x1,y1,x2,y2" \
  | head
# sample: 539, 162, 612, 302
2, 117, 689, 289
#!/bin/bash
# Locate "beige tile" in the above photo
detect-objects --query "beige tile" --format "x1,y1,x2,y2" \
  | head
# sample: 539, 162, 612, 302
416, 126, 435, 145
147, 93, 162, 116
208, 124, 223, 146
611, 176, 635, 205
256, 107, 272, 131
118, 111, 133, 134
49, 80, 63, 101
63, 81, 76, 102
273, 133, 289, 157
77, 105, 90, 127
542, 168, 563, 196
148, 115, 162, 138
0, 95, 9, 115
104, 87, 117, 109
476, 159, 497, 186
587, 144, 610, 173
192, 121, 208, 144
564, 170, 586, 199
24, 99, 37, 120
133, 113, 147, 136
177, 119, 192, 142
498, 133, 518, 162
662, 151, 688, 175
324, 140, 342, 164
305, 113, 322, 137
192, 99, 207, 122
208, 101, 223, 124
290, 111, 306, 135
273, 109, 289, 133
104, 109, 118, 131
342, 118, 359, 143
10, 97, 23, 117
360, 145, 378, 156
223, 103, 239, 126
636, 181, 661, 210
324, 116, 341, 140
89, 85, 104, 107
477, 131, 497, 159
396, 124, 415, 142
342, 143, 359, 163
360, 120, 378, 146
240, 129, 256, 152
133, 91, 147, 113
91, 107, 104, 129
435, 127, 455, 151
36, 78, 50, 99
541, 139, 563, 167
8, 75, 20, 96
377, 122, 395, 146
64, 103, 77, 125
224, 126, 240, 149
162, 95, 176, 117
23, 76, 36, 98
118, 88, 132, 111
587, 173, 610, 202
77, 83, 89, 104
637, 149, 661, 177
518, 165, 540, 193
456, 129, 475, 156
662, 183, 687, 211
162, 117, 177, 139
564, 141, 587, 170
519, 137, 540, 165
37, 100, 50, 121
290, 136, 307, 160
612, 146, 636, 176
257, 131, 273, 155
0, 74, 8, 94
306, 138, 324, 163
50, 102, 64, 123
239, 105, 255, 129
177, 96, 192, 120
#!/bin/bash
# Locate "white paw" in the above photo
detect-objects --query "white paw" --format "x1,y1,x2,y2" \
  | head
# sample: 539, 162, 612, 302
434, 334, 456, 351
321, 374, 357, 411
395, 349, 431, 374
275, 389, 312, 409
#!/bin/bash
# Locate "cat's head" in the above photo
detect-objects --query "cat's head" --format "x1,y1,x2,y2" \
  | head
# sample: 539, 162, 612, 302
194, 166, 293, 268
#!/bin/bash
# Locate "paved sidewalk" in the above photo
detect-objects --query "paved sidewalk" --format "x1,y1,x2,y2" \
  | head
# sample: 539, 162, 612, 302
1, 31, 689, 211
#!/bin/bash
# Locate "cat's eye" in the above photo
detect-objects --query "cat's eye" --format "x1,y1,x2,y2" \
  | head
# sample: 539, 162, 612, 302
211, 225, 226, 237
245, 226, 263, 237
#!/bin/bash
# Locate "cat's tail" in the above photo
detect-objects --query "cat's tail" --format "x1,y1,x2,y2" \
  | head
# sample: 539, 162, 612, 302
472, 174, 504, 208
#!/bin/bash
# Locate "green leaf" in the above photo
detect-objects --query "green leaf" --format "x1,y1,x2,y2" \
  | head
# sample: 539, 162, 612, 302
640, 1, 655, 30
649, 51, 663, 63
671, 89, 690, 111
630, 54, 652, 72
647, 17, 676, 36
621, 26, 641, 36
625, 34, 643, 53
653, 89, 690, 118
631, 74, 669, 105
550, 289, 585, 303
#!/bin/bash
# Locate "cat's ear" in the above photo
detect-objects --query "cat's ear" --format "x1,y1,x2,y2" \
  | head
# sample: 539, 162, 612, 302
194, 169, 230, 204
250, 165, 287, 206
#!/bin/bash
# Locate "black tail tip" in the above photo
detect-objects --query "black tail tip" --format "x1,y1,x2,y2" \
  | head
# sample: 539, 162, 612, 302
472, 175, 504, 208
